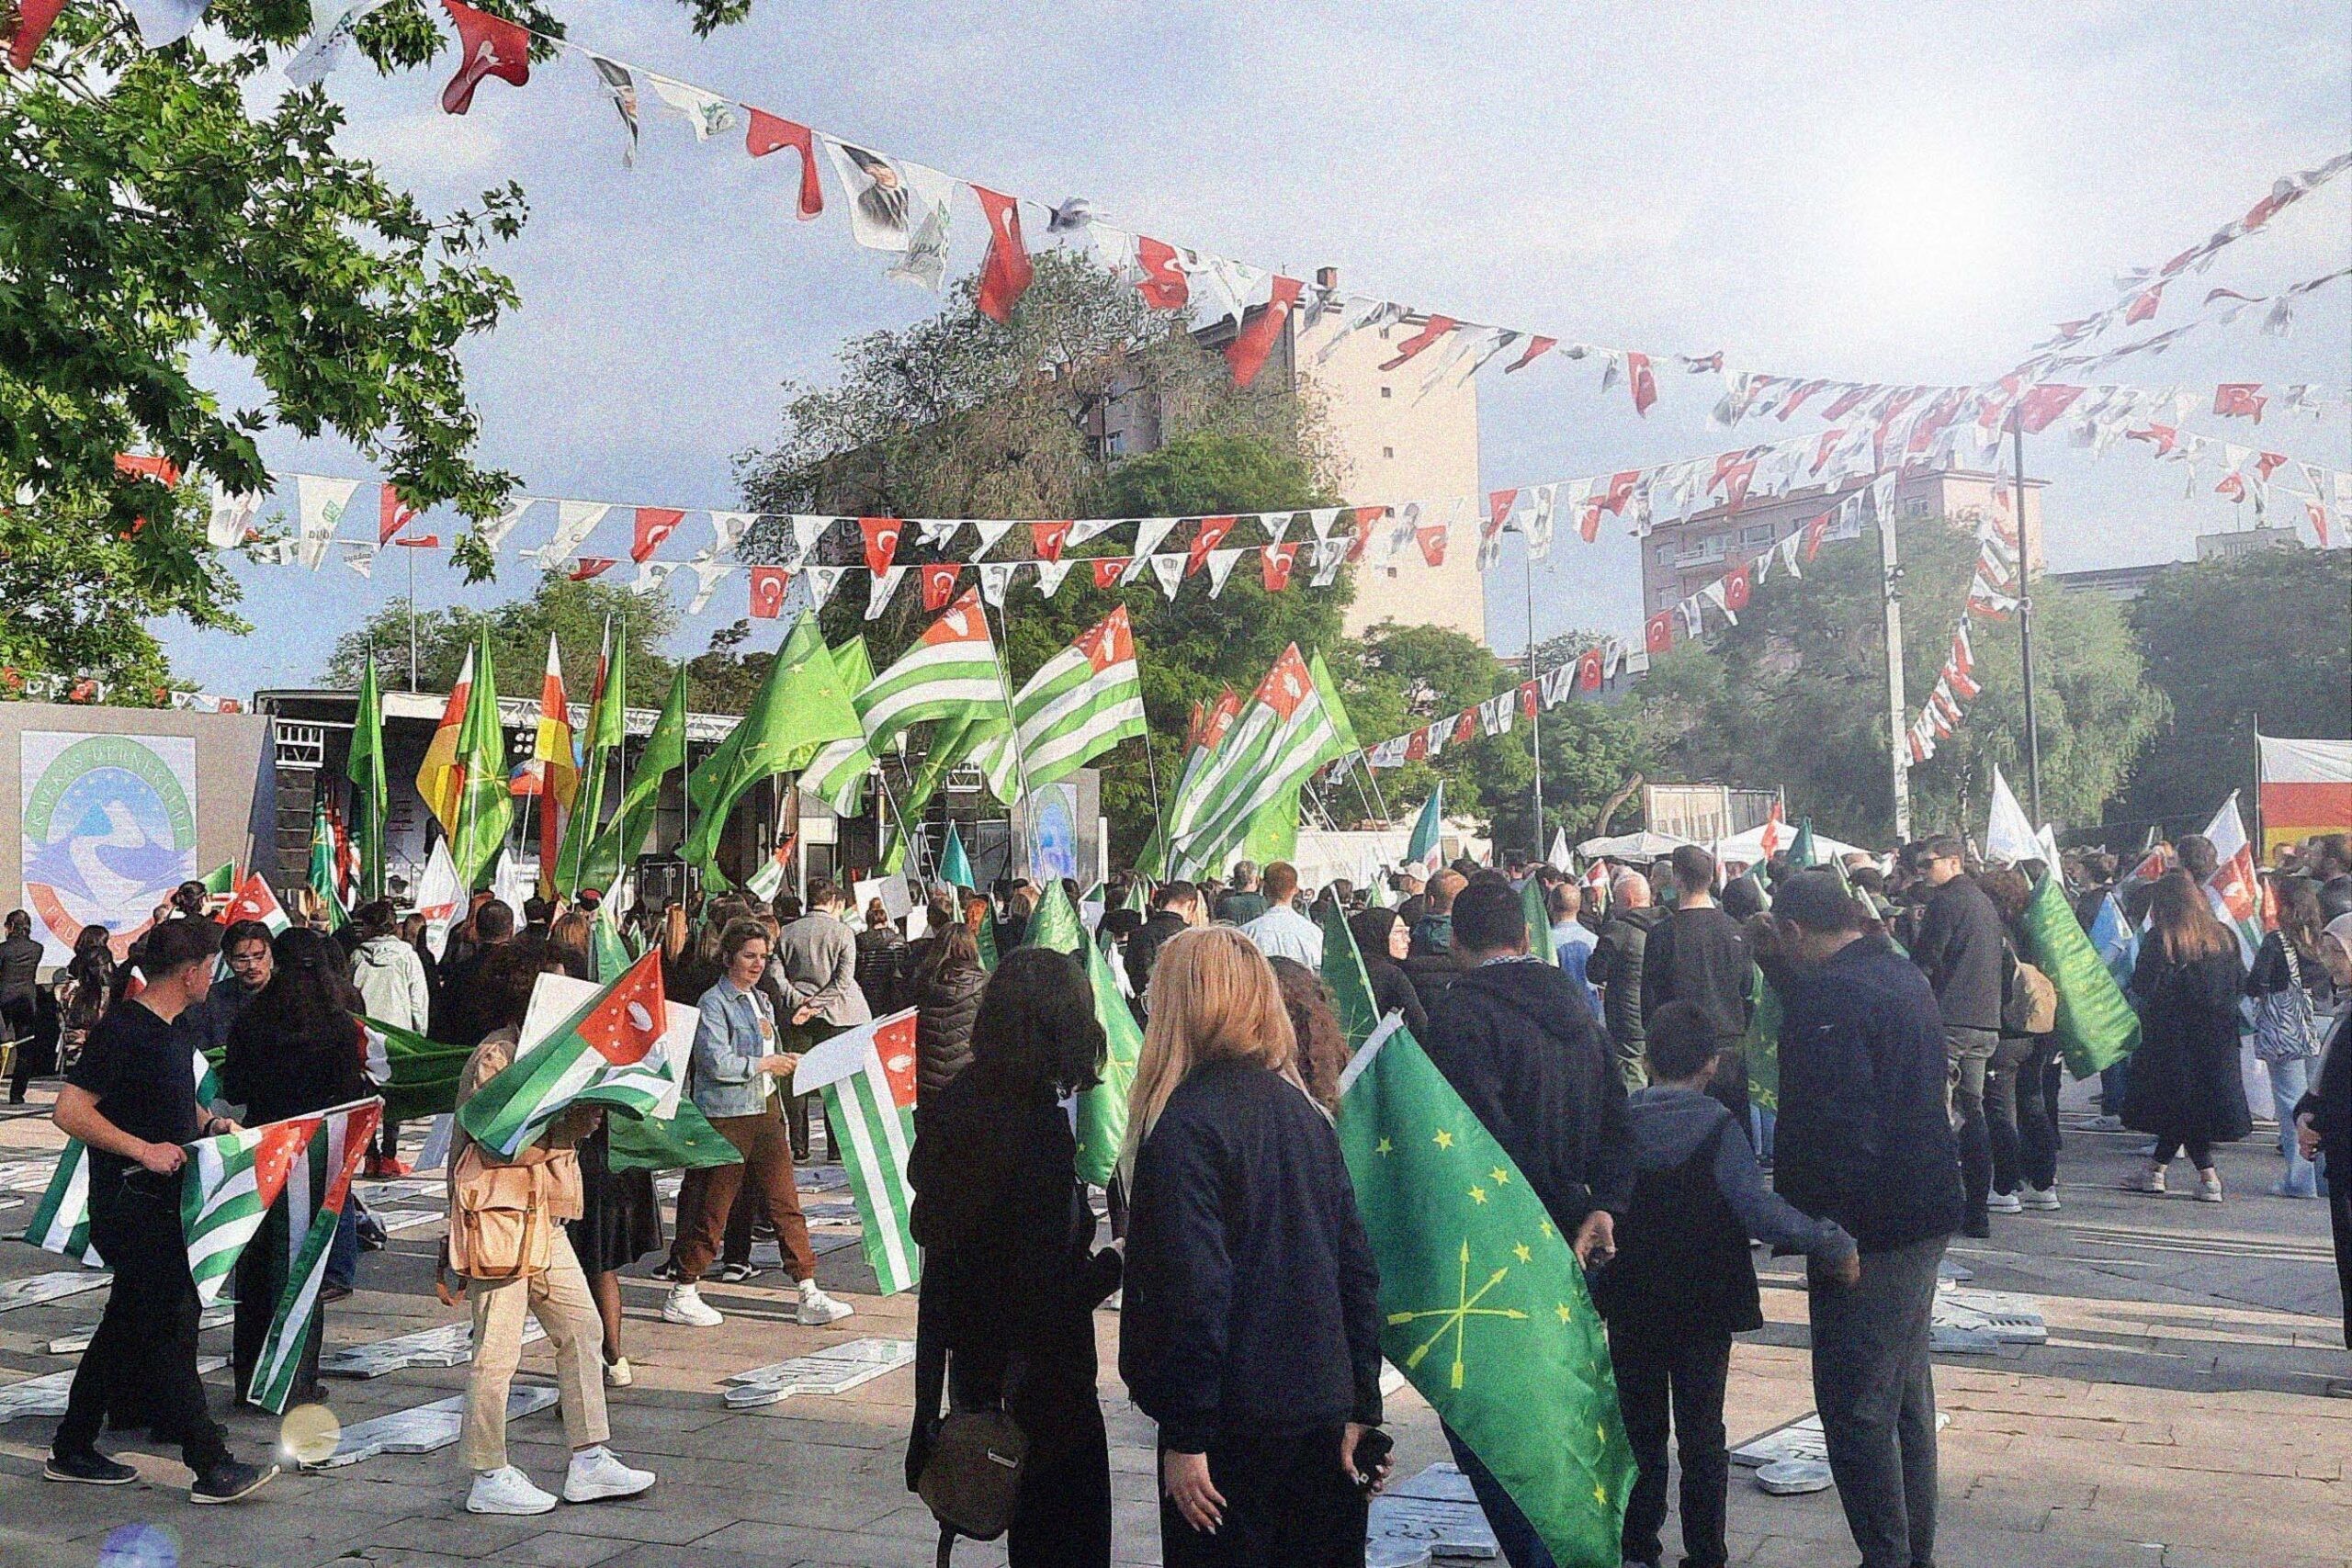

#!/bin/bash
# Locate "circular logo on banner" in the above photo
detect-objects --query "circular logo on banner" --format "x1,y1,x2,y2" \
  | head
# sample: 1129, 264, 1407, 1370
22, 735, 198, 959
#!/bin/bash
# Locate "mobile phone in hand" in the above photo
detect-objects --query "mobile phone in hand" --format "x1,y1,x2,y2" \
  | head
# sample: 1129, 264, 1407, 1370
1351, 1427, 1395, 1489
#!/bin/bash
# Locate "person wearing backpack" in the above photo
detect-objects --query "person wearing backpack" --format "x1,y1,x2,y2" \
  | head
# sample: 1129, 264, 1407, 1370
2250, 879, 2335, 1200
1593, 1001, 1857, 1568
1980, 869, 2063, 1214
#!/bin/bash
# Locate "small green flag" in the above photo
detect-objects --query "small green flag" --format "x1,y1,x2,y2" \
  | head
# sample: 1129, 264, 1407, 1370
1339, 1018, 1635, 1566
582, 660, 684, 897
1406, 780, 1446, 876
450, 628, 514, 893
1240, 780, 1303, 865
684, 615, 864, 886
1023, 882, 1144, 1185
201, 860, 237, 897
1317, 897, 1382, 1051
1522, 878, 1555, 965
591, 909, 631, 983
361, 1017, 476, 1122
939, 822, 976, 892
974, 903, 1000, 971
347, 656, 388, 902
607, 1097, 745, 1174
307, 796, 349, 932
555, 618, 627, 899
2020, 871, 2140, 1077
1738, 964, 1781, 1115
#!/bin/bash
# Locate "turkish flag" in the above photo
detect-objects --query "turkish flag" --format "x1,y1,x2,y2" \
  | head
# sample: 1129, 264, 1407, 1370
2126, 423, 2179, 456
1260, 543, 1299, 592
1134, 237, 1189, 309
6, 0, 64, 71
859, 515, 902, 577
569, 558, 617, 581
1822, 385, 1876, 421
2015, 384, 2085, 434
1645, 612, 1675, 654
973, 186, 1035, 323
1031, 520, 1073, 562
1379, 315, 1457, 372
1810, 426, 1848, 475
745, 109, 824, 218
1722, 562, 1752, 612
920, 562, 961, 612
748, 566, 789, 617
440, 0, 531, 116
1185, 515, 1238, 577
631, 507, 684, 563
1505, 335, 1555, 373
576, 950, 668, 1066
1519, 681, 1540, 718
1226, 276, 1302, 388
1404, 728, 1429, 762
2213, 383, 2267, 422
1091, 558, 1130, 590
2124, 283, 2165, 323
379, 486, 421, 544
1486, 490, 1519, 538
1415, 525, 1448, 567
1598, 470, 1641, 516
1453, 709, 1478, 745
1625, 351, 1657, 416
2215, 471, 2246, 502
1577, 647, 1604, 692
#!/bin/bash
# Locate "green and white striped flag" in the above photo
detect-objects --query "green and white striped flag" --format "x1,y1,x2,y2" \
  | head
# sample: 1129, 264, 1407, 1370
184, 1115, 322, 1309
796, 1010, 921, 1294
457, 949, 677, 1158
854, 590, 1004, 760
25, 1049, 220, 1266
971, 606, 1148, 802
248, 1098, 381, 1414
804, 637, 877, 813
1167, 643, 1350, 879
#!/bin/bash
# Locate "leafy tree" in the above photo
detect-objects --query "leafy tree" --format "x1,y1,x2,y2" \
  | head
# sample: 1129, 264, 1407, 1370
322, 572, 681, 709
2116, 547, 2352, 840
1, 0, 741, 687
1633, 517, 2166, 844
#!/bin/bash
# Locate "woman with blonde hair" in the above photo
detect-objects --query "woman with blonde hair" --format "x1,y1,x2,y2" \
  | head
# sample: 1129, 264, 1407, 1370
1118, 927, 1388, 1568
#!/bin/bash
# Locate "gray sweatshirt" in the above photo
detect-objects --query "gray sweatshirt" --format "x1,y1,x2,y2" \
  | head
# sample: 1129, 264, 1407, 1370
1624, 1084, 1857, 1266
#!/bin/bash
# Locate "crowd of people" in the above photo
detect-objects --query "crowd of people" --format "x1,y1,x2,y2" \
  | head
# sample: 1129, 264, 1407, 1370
12, 819, 2348, 1568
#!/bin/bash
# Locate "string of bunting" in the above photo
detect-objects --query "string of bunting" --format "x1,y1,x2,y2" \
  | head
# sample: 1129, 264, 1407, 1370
0, 667, 244, 710
1904, 493, 2028, 764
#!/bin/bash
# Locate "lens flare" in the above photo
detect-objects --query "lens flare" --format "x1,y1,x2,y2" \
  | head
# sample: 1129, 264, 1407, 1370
97, 1524, 178, 1568
279, 1402, 343, 1467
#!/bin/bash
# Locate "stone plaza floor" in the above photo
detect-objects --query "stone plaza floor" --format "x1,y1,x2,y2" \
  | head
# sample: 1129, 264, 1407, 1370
0, 1088, 2345, 1568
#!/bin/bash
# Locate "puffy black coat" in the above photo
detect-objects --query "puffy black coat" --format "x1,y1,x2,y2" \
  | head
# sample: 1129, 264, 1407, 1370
1911, 874, 2007, 1032
908, 958, 988, 1099
854, 928, 906, 1016
1420, 956, 1634, 1225
2122, 942, 2254, 1145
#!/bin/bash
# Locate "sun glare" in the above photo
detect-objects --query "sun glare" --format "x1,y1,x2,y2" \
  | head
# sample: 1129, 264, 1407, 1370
1842, 136, 2017, 310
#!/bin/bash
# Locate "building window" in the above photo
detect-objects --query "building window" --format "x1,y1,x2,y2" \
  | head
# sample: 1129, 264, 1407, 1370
1740, 524, 1774, 546
1905, 498, 1931, 518
1381, 386, 1393, 399
1383, 446, 1394, 458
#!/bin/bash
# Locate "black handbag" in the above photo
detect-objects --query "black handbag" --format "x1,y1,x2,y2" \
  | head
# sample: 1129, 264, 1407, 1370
910, 1283, 1027, 1565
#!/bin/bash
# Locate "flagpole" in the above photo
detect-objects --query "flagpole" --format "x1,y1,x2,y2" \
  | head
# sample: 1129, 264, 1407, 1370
1522, 536, 1544, 862
407, 543, 419, 693
1139, 714, 1170, 874
2010, 408, 2044, 825
979, 596, 1042, 875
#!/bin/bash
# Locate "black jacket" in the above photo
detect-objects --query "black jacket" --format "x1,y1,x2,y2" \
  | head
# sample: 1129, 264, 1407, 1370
1420, 956, 1634, 1226
2296, 1010, 2352, 1174
1640, 904, 1751, 1043
0, 934, 41, 1003
908, 958, 988, 1099
1770, 935, 1964, 1252
220, 1008, 370, 1128
1362, 953, 1428, 1039
1120, 1059, 1383, 1453
853, 928, 906, 1016
1124, 910, 1188, 1003
2121, 942, 2254, 1145
1911, 874, 2007, 1032
1589, 905, 1668, 1047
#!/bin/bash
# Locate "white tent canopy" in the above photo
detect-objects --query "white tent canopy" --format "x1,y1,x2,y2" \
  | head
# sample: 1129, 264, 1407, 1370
1577, 829, 1693, 862
1713, 822, 1867, 868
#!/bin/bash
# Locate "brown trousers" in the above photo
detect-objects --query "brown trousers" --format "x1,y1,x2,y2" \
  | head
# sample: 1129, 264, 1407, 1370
675, 1101, 815, 1284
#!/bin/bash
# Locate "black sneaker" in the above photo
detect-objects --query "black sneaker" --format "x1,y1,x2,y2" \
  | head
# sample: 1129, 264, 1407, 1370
45, 1450, 137, 1486
189, 1459, 277, 1505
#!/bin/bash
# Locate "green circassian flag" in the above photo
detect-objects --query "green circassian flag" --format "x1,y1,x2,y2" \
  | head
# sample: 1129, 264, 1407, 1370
554, 617, 627, 899
582, 661, 685, 897
1522, 877, 1556, 965
449, 628, 514, 893
307, 795, 351, 931
683, 615, 864, 888
802, 637, 878, 814
1023, 881, 1144, 1184
1337, 1014, 1636, 1567
2020, 870, 2141, 1077
1406, 779, 1446, 876
939, 821, 976, 892
361, 1016, 474, 1122
1318, 896, 1382, 1051
346, 655, 387, 902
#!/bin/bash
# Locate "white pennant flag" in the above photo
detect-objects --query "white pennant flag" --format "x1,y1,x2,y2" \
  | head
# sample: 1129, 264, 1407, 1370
969, 519, 1016, 560
802, 564, 846, 609
1148, 553, 1184, 600
206, 482, 264, 548
1777, 531, 1804, 577
530, 501, 612, 570
822, 139, 956, 290
283, 0, 399, 85
1522, 483, 1559, 560
1131, 516, 1179, 561
1259, 510, 1295, 544
792, 514, 835, 559
978, 561, 1017, 606
915, 517, 962, 551
635, 560, 682, 596
687, 559, 735, 614
294, 475, 359, 570
706, 510, 756, 559
1065, 516, 1122, 548
1204, 547, 1247, 597
477, 496, 535, 554
1309, 539, 1347, 587
340, 542, 377, 579
1034, 558, 1076, 598
1306, 506, 1344, 539
1984, 765, 2040, 866
865, 564, 909, 619
644, 73, 738, 140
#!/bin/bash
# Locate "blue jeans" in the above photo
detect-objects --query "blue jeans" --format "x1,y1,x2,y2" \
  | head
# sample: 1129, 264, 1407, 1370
1442, 1422, 1555, 1568
2267, 1056, 2319, 1197
326, 1201, 360, 1290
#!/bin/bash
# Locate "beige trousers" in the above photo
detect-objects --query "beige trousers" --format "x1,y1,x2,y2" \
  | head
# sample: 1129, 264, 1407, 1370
461, 1229, 608, 1472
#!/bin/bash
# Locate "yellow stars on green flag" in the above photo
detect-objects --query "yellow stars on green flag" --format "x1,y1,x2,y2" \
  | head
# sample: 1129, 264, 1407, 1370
1374, 1137, 1394, 1157
1432, 1128, 1455, 1150
1468, 1185, 1488, 1205
1489, 1167, 1511, 1187
1513, 1243, 1534, 1264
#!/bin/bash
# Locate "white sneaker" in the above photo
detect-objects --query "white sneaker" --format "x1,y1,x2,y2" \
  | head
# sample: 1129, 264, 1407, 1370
796, 1280, 854, 1326
2091, 1114, 2124, 1130
662, 1284, 723, 1327
603, 1357, 633, 1388
2125, 1166, 2166, 1194
562, 1446, 655, 1504
2196, 1170, 2223, 1203
1986, 1191, 2023, 1214
2019, 1185, 2062, 1211
468, 1466, 558, 1516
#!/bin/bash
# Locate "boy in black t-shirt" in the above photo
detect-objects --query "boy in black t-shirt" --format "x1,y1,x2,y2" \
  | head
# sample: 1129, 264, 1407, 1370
47, 917, 277, 1505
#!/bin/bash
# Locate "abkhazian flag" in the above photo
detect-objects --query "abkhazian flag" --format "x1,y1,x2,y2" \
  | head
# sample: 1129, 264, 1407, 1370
184, 1115, 323, 1309
745, 835, 797, 902
972, 606, 1148, 801
1337, 1013, 1636, 1566
248, 1098, 381, 1414
1167, 644, 1350, 878
854, 590, 1004, 760
457, 949, 675, 1158
23, 1051, 224, 1266
804, 637, 878, 814
1406, 779, 1446, 877
1023, 882, 1146, 1185
555, 617, 625, 898
2199, 793, 2265, 964
1144, 687, 1240, 877
220, 871, 292, 935
803, 1010, 922, 1294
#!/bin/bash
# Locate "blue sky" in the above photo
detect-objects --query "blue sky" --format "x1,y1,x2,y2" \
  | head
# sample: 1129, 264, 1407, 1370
168, 0, 2351, 694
